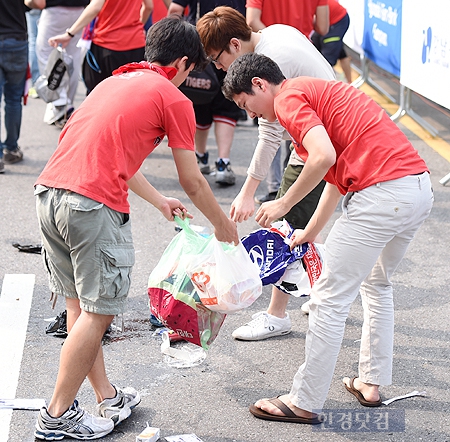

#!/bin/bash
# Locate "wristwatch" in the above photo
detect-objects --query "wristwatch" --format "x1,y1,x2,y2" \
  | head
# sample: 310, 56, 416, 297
66, 29, 75, 38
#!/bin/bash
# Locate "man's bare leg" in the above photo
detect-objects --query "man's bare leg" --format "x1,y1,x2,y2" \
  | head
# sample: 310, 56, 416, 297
47, 298, 114, 417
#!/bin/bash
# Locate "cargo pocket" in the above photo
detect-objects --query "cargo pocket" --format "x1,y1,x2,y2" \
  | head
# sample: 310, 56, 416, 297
100, 245, 135, 299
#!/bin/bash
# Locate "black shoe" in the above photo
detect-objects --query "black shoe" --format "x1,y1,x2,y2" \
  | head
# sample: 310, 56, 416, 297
45, 310, 67, 338
254, 191, 278, 204
12, 243, 42, 254
54, 106, 75, 129
196, 151, 210, 174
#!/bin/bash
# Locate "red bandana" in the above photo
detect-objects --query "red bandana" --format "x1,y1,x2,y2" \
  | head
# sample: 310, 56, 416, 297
112, 61, 177, 80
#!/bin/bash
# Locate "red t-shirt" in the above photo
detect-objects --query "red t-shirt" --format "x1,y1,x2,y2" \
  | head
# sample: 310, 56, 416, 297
329, 0, 347, 26
93, 0, 146, 51
245, 0, 328, 37
275, 77, 428, 195
36, 65, 196, 213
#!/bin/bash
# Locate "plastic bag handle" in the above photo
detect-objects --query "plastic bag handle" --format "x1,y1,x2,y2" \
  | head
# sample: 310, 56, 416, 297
174, 216, 237, 250
174, 215, 195, 234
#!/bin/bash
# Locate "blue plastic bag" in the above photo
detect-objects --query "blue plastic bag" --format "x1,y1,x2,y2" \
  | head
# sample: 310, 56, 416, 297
241, 220, 308, 285
241, 220, 325, 297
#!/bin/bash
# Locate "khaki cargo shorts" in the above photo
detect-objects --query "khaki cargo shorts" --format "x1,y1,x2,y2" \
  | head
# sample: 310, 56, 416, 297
35, 186, 134, 315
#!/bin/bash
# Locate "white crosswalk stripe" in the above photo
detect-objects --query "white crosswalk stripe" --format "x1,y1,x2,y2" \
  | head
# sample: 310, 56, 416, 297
0, 275, 35, 442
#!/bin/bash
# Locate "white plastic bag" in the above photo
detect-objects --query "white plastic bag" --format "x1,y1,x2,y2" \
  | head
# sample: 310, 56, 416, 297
35, 46, 73, 103
186, 240, 262, 313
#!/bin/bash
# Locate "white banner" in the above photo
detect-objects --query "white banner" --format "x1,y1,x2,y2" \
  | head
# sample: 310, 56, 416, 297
340, 0, 365, 54
401, 0, 450, 110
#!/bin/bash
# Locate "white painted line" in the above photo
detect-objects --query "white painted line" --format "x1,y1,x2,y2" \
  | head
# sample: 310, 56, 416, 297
0, 274, 35, 442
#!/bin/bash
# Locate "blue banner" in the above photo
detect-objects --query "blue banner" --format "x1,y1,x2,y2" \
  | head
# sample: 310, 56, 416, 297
362, 0, 402, 76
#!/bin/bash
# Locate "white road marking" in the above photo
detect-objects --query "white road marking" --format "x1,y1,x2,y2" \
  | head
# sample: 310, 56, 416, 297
0, 274, 35, 442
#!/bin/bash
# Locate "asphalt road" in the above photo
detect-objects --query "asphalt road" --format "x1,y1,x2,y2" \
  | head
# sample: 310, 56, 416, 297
1, 69, 449, 442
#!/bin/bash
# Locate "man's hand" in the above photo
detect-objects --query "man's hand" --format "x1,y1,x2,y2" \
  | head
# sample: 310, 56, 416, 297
159, 197, 192, 222
230, 191, 255, 222
290, 229, 316, 250
214, 218, 239, 245
48, 33, 72, 49
255, 197, 289, 228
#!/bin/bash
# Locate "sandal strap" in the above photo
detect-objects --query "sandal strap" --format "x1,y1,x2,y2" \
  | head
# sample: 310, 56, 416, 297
267, 397, 297, 418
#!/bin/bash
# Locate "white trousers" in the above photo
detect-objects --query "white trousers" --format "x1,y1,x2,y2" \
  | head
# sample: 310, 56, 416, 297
289, 172, 433, 411
36, 7, 84, 105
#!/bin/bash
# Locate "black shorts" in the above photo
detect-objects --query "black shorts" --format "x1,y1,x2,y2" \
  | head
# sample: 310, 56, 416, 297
82, 42, 145, 94
194, 66, 242, 128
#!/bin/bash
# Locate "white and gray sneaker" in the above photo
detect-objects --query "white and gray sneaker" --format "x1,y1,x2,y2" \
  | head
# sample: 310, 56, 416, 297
96, 385, 141, 426
232, 311, 292, 341
215, 159, 236, 185
35, 400, 114, 440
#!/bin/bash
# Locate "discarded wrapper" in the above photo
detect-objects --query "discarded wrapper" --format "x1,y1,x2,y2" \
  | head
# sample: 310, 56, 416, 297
165, 434, 204, 442
0, 398, 46, 410
136, 424, 160, 442
160, 331, 206, 368
382, 390, 427, 406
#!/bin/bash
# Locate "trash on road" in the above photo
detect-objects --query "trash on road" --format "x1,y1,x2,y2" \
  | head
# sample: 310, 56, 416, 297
160, 331, 206, 368
136, 424, 160, 442
165, 434, 204, 442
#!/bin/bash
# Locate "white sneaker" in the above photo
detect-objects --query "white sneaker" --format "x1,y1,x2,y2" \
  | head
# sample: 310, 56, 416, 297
301, 299, 312, 315
96, 385, 140, 426
232, 311, 291, 341
215, 159, 236, 185
35, 400, 114, 440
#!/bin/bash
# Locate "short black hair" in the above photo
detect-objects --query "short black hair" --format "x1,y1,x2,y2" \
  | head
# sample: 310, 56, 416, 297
222, 53, 285, 100
145, 15, 208, 71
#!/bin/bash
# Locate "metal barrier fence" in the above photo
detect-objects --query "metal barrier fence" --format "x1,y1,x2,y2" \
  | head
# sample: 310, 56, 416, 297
340, 0, 450, 184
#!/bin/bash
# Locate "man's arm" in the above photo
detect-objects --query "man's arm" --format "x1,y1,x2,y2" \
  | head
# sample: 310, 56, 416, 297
314, 5, 330, 35
127, 170, 190, 221
290, 182, 341, 247
246, 7, 265, 31
172, 148, 238, 244
255, 125, 336, 227
48, 0, 105, 48
25, 0, 45, 9
230, 118, 286, 222
140, 0, 154, 24
167, 1, 184, 16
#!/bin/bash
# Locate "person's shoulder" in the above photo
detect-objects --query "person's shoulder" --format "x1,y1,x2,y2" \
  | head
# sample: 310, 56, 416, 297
264, 24, 306, 39
260, 25, 313, 52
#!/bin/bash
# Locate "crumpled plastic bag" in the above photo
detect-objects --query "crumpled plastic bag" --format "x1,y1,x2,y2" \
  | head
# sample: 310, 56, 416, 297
241, 220, 325, 296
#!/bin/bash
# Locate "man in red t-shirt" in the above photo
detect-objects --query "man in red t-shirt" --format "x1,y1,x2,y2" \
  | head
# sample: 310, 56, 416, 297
245, 0, 329, 206
34, 17, 238, 441
223, 53, 433, 423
